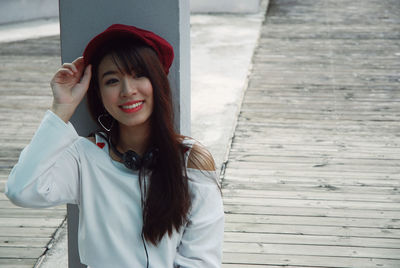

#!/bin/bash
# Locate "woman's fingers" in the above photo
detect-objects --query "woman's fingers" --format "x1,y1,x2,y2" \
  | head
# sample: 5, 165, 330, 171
72, 57, 85, 72
50, 59, 90, 122
60, 57, 84, 76
72, 56, 84, 65
79, 64, 92, 87
58, 67, 75, 76
52, 67, 81, 86
62, 62, 78, 73
51, 57, 91, 96
73, 64, 92, 97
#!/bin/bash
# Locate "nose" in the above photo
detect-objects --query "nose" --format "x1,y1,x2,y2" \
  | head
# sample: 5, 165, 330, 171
120, 76, 137, 97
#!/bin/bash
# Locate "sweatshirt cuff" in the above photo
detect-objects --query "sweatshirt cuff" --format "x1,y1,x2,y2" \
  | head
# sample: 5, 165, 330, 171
45, 110, 79, 137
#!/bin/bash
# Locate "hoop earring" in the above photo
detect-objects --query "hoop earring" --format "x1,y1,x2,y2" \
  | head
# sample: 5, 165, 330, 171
97, 113, 114, 132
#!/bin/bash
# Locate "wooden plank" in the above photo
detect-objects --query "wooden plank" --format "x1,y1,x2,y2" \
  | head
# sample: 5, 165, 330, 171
0, 227, 57, 238
223, 174, 400, 187
222, 183, 399, 196
223, 241, 400, 259
223, 168, 399, 180
223, 197, 400, 211
224, 205, 400, 219
222, 252, 400, 268
229, 148, 400, 159
0, 209, 66, 218
224, 214, 400, 229
0, 259, 36, 268
0, 200, 65, 211
224, 232, 400, 249
224, 162, 400, 173
0, 237, 51, 248
234, 124, 400, 135
224, 222, 400, 239
223, 265, 307, 268
0, 218, 62, 228
227, 155, 400, 168
0, 247, 46, 258
221, 189, 400, 202
231, 136, 399, 147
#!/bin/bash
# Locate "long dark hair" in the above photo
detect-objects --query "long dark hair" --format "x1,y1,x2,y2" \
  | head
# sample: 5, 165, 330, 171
87, 37, 191, 245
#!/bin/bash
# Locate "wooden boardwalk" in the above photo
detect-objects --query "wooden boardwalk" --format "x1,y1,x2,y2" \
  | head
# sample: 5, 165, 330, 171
221, 0, 400, 267
0, 0, 399, 267
0, 36, 66, 267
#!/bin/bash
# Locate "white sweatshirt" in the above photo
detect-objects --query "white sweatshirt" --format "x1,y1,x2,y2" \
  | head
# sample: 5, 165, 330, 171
5, 110, 224, 268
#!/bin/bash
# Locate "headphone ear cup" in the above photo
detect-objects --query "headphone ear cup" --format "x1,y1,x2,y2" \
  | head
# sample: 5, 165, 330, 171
109, 134, 158, 171
122, 150, 142, 171
142, 148, 159, 169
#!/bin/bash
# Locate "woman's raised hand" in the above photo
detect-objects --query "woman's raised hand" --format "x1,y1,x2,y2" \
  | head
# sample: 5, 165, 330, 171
50, 57, 92, 122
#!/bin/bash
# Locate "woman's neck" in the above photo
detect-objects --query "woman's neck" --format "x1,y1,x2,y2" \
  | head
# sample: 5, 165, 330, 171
117, 122, 151, 156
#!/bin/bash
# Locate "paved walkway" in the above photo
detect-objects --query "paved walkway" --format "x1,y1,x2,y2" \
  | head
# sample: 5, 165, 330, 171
221, 0, 400, 267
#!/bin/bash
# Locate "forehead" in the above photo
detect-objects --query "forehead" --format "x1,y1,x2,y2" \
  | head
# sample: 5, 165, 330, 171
97, 51, 141, 78
98, 54, 119, 73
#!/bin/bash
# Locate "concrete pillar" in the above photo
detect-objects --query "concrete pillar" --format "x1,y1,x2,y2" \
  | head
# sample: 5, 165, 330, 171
58, 1, 190, 267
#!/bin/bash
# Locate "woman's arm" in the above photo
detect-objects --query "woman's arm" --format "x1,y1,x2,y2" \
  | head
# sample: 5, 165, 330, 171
5, 57, 92, 208
5, 110, 82, 207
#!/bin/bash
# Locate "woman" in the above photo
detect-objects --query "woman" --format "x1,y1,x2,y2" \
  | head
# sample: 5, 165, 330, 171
6, 24, 224, 268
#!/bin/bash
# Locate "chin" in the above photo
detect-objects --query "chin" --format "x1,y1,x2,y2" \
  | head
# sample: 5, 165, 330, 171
120, 118, 151, 128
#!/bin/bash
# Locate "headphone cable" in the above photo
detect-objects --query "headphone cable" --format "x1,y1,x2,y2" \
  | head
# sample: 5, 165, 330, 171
141, 232, 149, 268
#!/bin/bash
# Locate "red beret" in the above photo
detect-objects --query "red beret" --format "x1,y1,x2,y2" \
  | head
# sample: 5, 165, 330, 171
83, 24, 174, 74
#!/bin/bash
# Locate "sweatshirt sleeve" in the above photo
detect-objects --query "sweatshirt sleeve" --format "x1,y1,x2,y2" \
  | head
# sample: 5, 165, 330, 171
174, 169, 224, 268
5, 110, 81, 208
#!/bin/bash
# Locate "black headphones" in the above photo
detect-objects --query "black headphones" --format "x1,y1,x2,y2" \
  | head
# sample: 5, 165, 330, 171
108, 136, 158, 171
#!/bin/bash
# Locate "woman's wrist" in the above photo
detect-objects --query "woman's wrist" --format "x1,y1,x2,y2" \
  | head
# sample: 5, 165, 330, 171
51, 102, 75, 123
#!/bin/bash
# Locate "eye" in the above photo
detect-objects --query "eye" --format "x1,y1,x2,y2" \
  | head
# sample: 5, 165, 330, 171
131, 70, 144, 78
105, 78, 119, 85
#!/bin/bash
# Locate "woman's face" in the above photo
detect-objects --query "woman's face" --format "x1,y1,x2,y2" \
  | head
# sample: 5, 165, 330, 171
97, 54, 154, 129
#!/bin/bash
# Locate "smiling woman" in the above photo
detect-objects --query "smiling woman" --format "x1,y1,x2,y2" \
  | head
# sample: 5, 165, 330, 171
5, 24, 224, 268
97, 53, 154, 135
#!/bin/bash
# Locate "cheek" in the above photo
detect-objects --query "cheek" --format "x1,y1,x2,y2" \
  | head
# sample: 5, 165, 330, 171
99, 89, 115, 110
99, 90, 107, 105
146, 87, 154, 111
144, 81, 154, 100
100, 86, 116, 99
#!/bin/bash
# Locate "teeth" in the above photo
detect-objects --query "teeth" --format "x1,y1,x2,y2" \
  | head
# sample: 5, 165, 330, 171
122, 101, 143, 109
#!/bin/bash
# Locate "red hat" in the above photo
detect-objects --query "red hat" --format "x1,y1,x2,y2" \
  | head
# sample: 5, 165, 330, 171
83, 24, 174, 74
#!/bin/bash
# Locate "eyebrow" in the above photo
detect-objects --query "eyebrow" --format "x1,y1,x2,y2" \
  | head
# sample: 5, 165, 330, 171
102, 70, 119, 78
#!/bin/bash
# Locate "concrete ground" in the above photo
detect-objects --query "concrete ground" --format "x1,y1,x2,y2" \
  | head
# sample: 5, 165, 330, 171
0, 1, 268, 267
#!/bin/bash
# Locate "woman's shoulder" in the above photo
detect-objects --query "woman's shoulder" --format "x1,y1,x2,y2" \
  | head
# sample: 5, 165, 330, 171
181, 137, 216, 171
181, 137, 222, 201
86, 136, 96, 143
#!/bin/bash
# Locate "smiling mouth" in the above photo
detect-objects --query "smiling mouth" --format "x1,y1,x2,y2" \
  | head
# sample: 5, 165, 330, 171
120, 101, 144, 113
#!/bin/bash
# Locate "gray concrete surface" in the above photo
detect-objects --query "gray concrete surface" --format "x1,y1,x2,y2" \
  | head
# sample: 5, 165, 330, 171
191, 0, 261, 13
0, 0, 58, 25
0, 1, 268, 267
0, 0, 260, 27
0, 18, 60, 43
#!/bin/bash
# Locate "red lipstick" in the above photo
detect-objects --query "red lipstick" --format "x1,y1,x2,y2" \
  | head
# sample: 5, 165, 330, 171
119, 100, 144, 113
